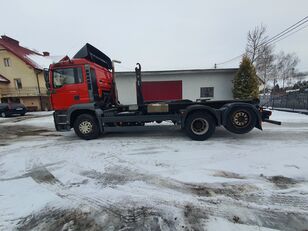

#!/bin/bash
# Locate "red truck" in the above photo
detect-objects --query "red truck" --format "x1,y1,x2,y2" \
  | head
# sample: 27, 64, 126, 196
45, 44, 280, 140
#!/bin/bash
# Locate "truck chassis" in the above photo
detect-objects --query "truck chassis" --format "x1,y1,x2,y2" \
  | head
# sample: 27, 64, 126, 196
53, 98, 279, 141
49, 46, 280, 141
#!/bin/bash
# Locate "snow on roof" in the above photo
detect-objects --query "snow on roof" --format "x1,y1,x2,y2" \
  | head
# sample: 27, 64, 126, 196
0, 35, 63, 70
286, 88, 300, 93
26, 54, 63, 69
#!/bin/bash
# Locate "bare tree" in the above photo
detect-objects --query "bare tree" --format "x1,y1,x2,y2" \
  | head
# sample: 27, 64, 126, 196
275, 51, 300, 88
246, 24, 275, 94
294, 71, 308, 82
246, 24, 268, 64
255, 45, 276, 94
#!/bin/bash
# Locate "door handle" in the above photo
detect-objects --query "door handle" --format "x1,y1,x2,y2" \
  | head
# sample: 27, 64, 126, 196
74, 95, 80, 100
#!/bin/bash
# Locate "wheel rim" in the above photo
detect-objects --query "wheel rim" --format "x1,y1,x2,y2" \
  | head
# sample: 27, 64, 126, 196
79, 120, 93, 134
191, 118, 209, 135
1, 112, 5, 118
232, 110, 250, 128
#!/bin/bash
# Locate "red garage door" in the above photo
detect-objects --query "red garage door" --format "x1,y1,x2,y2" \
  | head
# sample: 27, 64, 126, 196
142, 80, 182, 102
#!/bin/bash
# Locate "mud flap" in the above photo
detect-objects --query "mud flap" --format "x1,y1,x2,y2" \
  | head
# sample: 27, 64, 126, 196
255, 120, 262, 130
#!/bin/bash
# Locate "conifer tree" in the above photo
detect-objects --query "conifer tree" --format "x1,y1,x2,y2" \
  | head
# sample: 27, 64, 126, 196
233, 56, 259, 99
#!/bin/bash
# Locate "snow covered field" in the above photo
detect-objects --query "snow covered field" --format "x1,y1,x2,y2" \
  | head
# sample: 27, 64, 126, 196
0, 110, 308, 230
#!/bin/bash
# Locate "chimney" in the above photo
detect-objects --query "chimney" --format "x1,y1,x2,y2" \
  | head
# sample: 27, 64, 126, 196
43, 51, 50, 56
1, 35, 19, 46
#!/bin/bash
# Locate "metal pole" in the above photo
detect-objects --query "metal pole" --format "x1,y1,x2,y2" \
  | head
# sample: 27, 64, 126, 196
306, 92, 308, 110
111, 60, 121, 105
35, 70, 43, 111
272, 79, 276, 109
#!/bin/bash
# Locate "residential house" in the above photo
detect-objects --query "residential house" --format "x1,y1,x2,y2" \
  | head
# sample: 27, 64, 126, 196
0, 35, 59, 110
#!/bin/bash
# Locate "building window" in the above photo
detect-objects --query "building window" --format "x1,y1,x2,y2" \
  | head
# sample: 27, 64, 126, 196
1, 98, 8, 103
200, 87, 214, 98
9, 97, 21, 103
4, 58, 11, 67
14, 79, 22, 89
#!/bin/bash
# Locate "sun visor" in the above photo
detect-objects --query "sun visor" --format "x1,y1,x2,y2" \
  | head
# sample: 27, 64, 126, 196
73, 43, 112, 70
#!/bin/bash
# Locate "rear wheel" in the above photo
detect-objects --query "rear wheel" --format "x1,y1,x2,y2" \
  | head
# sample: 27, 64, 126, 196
73, 114, 100, 140
224, 107, 257, 134
185, 112, 216, 141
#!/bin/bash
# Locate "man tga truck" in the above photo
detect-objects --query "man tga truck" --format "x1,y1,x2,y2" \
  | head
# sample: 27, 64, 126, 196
44, 44, 280, 141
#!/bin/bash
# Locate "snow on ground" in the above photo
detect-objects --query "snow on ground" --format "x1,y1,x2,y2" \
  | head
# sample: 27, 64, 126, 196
270, 109, 308, 122
0, 110, 308, 230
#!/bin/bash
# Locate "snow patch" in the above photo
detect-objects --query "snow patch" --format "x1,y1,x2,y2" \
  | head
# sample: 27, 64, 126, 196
26, 54, 63, 69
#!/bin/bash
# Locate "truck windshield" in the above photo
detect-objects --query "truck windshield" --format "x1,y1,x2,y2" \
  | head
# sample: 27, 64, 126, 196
52, 67, 83, 88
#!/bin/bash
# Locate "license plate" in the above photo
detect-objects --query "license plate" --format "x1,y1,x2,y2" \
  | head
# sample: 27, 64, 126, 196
16, 108, 23, 110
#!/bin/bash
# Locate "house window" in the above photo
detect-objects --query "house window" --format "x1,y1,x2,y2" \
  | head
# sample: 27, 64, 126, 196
9, 97, 21, 103
14, 79, 22, 89
1, 98, 8, 103
4, 58, 11, 67
200, 87, 214, 98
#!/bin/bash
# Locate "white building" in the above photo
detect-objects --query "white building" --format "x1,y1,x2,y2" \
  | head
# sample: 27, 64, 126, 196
116, 68, 238, 104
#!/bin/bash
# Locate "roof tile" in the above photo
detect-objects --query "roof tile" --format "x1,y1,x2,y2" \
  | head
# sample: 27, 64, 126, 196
0, 35, 46, 70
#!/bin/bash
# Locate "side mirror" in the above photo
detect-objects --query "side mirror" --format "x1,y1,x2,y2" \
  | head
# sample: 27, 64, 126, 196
44, 68, 51, 89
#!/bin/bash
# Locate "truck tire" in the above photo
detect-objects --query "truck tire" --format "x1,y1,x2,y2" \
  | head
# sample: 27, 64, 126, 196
73, 114, 100, 140
185, 112, 216, 141
224, 107, 257, 134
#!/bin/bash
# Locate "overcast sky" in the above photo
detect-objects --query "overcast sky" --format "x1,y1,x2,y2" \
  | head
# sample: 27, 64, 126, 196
2, 0, 308, 71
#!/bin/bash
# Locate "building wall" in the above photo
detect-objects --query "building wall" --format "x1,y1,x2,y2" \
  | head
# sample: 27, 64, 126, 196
20, 97, 41, 110
0, 45, 36, 88
116, 71, 235, 105
0, 45, 48, 110
0, 84, 4, 98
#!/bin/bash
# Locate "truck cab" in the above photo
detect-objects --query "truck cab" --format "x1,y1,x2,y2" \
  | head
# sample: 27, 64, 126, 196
47, 44, 115, 111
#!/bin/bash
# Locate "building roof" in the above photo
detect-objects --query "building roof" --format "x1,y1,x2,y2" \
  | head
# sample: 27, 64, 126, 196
0, 74, 10, 84
116, 68, 265, 84
0, 35, 62, 70
116, 68, 239, 76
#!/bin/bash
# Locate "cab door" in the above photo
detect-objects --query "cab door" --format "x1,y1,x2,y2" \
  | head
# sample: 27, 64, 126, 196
50, 66, 89, 110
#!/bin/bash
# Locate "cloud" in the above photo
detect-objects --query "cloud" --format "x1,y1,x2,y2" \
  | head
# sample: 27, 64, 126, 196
2, 0, 308, 71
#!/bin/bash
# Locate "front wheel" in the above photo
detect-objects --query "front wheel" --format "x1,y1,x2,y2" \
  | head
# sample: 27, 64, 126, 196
185, 113, 216, 141
73, 114, 100, 140
1, 112, 7, 118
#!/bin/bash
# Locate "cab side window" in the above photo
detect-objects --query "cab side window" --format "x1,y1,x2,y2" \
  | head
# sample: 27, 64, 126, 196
53, 67, 83, 88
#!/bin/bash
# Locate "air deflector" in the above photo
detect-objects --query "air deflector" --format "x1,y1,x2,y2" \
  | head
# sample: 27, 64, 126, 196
73, 43, 112, 70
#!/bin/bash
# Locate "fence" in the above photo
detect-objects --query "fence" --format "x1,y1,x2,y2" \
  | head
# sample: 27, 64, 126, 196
260, 91, 308, 110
